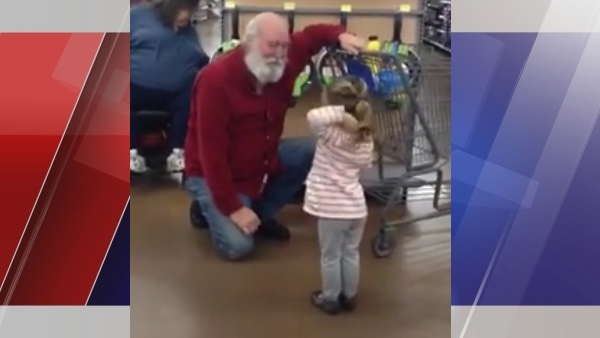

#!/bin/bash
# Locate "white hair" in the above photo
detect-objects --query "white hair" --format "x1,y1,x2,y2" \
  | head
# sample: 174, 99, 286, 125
243, 17, 261, 44
242, 13, 287, 44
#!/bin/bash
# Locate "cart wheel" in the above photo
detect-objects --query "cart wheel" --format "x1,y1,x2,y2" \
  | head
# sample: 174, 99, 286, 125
189, 201, 208, 229
372, 232, 396, 258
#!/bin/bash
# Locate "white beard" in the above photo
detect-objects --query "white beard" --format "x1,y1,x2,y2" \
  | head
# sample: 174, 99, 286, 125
244, 48, 286, 84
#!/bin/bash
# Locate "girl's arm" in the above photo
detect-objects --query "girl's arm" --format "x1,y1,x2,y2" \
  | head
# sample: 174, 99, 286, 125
306, 106, 344, 142
354, 142, 375, 169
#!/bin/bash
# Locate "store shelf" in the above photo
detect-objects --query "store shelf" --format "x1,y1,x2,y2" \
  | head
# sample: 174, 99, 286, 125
424, 38, 451, 55
423, 0, 450, 55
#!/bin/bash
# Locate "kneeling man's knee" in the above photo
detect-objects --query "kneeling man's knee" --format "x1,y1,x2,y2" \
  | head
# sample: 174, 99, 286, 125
296, 137, 316, 168
217, 236, 255, 261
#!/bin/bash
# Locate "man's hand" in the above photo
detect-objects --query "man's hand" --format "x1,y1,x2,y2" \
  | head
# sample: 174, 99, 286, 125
339, 32, 366, 54
230, 207, 261, 235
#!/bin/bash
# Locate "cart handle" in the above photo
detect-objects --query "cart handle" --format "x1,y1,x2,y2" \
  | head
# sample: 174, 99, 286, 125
231, 5, 240, 40
287, 8, 295, 34
392, 11, 403, 43
339, 10, 348, 29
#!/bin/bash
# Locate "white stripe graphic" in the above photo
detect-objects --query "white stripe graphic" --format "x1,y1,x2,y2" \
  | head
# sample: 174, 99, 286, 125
454, 0, 600, 33
0, 34, 105, 326
0, 0, 130, 32
453, 306, 600, 337
0, 306, 130, 337
86, 197, 129, 305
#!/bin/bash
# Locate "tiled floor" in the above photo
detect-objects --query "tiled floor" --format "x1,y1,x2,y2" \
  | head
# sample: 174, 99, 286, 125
131, 17, 450, 338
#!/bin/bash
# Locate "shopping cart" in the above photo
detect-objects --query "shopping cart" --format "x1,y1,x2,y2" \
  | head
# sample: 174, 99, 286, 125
317, 49, 451, 258
316, 42, 422, 89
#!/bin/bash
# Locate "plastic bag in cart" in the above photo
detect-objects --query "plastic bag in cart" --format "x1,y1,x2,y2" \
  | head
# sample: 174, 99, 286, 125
344, 57, 409, 97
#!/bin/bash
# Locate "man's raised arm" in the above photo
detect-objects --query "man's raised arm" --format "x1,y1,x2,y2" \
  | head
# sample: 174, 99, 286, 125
291, 24, 346, 64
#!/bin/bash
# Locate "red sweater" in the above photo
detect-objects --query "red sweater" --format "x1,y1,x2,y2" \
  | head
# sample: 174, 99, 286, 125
184, 24, 345, 216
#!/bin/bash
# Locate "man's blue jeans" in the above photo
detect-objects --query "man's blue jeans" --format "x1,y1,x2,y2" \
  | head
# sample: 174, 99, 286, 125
185, 137, 315, 260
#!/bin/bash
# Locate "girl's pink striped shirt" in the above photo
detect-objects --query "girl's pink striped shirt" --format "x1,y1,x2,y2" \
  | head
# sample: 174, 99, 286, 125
303, 106, 374, 219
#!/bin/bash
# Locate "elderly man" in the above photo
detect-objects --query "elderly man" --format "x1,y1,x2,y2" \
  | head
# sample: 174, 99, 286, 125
184, 12, 365, 261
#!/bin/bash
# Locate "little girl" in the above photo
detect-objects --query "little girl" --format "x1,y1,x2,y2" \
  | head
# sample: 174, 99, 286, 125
304, 75, 374, 315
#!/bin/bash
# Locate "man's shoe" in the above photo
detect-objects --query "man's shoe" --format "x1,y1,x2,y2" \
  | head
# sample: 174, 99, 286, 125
190, 201, 209, 230
255, 219, 290, 241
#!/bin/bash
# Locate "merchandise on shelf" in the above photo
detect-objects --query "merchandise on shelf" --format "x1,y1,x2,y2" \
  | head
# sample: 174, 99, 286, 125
423, 0, 451, 54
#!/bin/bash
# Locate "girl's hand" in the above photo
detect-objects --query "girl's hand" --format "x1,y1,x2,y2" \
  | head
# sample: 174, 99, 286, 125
340, 113, 359, 133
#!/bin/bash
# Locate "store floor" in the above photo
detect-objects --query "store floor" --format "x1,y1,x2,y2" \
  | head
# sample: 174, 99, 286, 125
131, 96, 450, 338
131, 18, 450, 338
131, 195, 449, 338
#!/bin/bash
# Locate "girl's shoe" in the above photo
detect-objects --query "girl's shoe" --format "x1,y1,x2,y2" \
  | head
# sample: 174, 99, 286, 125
338, 293, 357, 312
311, 291, 341, 315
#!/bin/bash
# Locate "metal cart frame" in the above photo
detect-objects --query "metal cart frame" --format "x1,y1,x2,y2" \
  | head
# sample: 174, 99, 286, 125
318, 49, 450, 258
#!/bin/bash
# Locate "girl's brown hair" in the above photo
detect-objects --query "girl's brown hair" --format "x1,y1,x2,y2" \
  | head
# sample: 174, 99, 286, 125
323, 76, 373, 142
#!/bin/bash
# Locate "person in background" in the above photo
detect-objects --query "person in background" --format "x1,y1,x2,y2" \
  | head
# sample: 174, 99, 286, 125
303, 76, 374, 315
130, 0, 209, 173
184, 12, 366, 261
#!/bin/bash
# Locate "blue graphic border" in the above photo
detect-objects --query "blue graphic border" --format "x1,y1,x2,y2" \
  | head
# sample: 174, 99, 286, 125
452, 32, 600, 306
